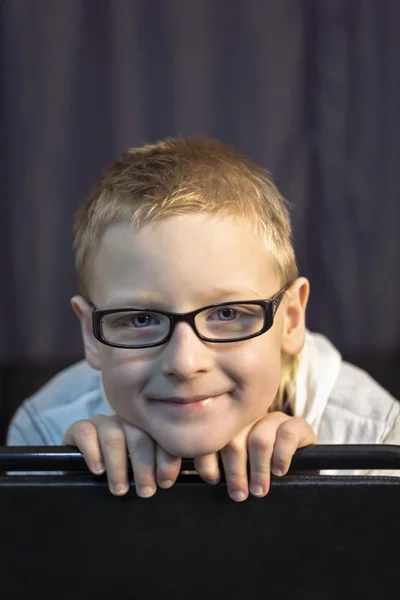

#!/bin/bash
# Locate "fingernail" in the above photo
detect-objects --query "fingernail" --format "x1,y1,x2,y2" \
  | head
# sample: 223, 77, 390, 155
94, 462, 104, 473
158, 480, 173, 489
138, 486, 155, 498
250, 484, 264, 497
113, 484, 128, 496
206, 478, 220, 486
230, 490, 246, 502
272, 468, 283, 477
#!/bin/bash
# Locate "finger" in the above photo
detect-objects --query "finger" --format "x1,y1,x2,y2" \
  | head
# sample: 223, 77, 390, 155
247, 433, 274, 498
194, 453, 220, 485
220, 433, 249, 502
124, 425, 157, 498
92, 415, 130, 496
247, 412, 289, 497
63, 420, 105, 475
271, 417, 318, 476
156, 446, 181, 489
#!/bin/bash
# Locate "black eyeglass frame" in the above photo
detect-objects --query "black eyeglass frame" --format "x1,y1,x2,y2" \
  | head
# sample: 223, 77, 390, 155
92, 284, 290, 349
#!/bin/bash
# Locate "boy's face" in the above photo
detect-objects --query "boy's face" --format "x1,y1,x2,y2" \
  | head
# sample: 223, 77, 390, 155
73, 214, 308, 457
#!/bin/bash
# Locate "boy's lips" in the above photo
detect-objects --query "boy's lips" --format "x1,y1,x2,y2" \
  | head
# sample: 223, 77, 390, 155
148, 394, 225, 408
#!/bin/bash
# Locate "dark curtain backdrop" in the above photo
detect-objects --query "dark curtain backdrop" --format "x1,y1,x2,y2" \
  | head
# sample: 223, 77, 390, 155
1, 0, 399, 437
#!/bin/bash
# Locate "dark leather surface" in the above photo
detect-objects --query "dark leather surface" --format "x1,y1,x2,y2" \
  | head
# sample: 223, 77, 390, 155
1, 471, 399, 599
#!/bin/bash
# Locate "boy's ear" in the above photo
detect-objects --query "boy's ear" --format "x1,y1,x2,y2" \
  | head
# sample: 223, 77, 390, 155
71, 296, 101, 370
280, 277, 310, 356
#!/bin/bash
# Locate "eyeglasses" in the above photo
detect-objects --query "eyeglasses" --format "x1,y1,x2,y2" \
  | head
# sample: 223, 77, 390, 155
92, 284, 290, 349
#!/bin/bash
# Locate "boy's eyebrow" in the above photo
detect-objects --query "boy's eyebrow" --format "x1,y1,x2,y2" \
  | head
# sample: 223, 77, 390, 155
103, 293, 164, 309
203, 286, 265, 302
103, 287, 265, 309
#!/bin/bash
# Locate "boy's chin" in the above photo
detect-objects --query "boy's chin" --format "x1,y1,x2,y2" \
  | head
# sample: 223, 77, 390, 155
154, 434, 226, 460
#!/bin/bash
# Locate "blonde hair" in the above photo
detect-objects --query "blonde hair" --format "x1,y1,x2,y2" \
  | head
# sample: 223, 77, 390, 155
73, 136, 300, 411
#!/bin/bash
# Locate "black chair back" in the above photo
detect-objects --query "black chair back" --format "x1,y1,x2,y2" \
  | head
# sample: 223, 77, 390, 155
1, 445, 399, 599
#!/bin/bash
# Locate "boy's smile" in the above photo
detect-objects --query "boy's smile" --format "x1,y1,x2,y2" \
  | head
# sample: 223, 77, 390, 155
148, 393, 225, 408
75, 213, 302, 457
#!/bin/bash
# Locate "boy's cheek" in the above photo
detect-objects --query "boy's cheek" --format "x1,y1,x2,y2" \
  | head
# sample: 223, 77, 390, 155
237, 355, 282, 415
100, 359, 149, 414
231, 344, 281, 388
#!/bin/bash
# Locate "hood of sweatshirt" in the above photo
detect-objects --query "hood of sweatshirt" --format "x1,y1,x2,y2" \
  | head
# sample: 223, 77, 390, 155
293, 330, 342, 431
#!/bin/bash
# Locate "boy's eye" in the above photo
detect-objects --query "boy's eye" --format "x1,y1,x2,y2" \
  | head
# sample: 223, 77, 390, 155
215, 308, 238, 321
202, 304, 264, 327
131, 313, 153, 328
207, 306, 256, 322
113, 312, 161, 328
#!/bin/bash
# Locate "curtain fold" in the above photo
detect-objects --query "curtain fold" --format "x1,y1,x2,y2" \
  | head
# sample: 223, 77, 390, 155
1, 0, 399, 362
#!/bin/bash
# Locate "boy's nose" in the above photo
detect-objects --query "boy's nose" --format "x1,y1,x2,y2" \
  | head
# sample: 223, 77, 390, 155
160, 322, 214, 381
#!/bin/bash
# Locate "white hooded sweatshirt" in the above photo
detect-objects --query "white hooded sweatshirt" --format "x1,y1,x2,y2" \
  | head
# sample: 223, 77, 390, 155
6, 331, 400, 476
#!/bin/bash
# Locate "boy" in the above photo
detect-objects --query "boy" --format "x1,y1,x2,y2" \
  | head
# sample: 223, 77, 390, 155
7, 137, 400, 501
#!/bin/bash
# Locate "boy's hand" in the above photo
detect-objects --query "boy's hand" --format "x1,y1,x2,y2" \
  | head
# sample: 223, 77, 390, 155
215, 412, 318, 502
63, 415, 181, 498
63, 412, 317, 501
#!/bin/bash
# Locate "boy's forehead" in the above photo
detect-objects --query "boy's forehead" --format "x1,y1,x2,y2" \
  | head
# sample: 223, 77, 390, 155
90, 217, 281, 307
97, 215, 272, 260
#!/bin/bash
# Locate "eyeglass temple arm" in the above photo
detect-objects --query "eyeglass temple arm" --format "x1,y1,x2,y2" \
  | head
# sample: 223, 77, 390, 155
271, 283, 291, 316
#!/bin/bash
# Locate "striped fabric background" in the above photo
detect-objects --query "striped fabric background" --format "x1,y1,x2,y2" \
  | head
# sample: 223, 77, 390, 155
1, 1, 399, 434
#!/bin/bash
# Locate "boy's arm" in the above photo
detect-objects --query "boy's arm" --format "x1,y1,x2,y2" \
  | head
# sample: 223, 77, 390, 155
63, 413, 318, 501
